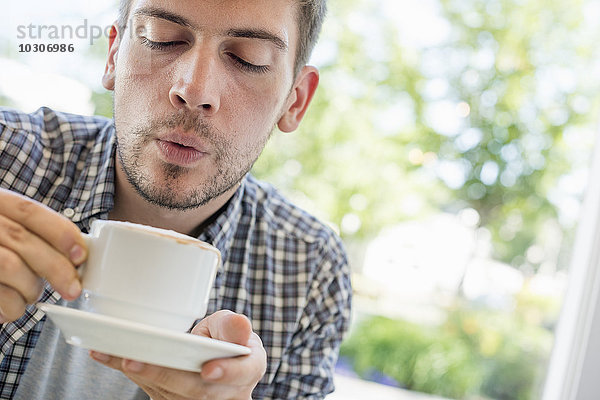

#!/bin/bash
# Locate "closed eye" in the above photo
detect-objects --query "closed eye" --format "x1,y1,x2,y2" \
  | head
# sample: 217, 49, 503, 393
140, 37, 183, 51
227, 53, 270, 74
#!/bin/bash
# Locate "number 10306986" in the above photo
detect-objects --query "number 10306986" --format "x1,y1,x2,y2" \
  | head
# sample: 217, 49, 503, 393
18, 43, 75, 53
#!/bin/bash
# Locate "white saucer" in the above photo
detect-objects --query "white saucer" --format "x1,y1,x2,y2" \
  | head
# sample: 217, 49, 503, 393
38, 303, 251, 372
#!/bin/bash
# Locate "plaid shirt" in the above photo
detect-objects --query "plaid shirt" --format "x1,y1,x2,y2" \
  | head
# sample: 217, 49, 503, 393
0, 107, 352, 399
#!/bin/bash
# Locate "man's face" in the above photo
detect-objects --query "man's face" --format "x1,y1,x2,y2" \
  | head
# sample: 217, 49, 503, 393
104, 0, 304, 210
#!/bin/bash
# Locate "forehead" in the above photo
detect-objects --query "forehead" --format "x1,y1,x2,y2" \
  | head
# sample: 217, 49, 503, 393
128, 0, 298, 39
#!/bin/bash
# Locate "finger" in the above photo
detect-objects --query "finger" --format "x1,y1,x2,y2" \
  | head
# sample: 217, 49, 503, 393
200, 331, 266, 385
0, 246, 44, 304
0, 189, 87, 264
0, 283, 27, 322
0, 215, 82, 300
191, 311, 261, 385
192, 310, 252, 345
90, 351, 122, 370
90, 352, 208, 398
90, 351, 199, 383
91, 347, 263, 399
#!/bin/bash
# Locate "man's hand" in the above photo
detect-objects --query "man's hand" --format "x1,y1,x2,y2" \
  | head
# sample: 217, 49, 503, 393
0, 189, 87, 323
90, 310, 267, 400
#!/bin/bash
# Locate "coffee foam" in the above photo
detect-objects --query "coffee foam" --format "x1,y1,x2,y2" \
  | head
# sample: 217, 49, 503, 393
95, 220, 220, 255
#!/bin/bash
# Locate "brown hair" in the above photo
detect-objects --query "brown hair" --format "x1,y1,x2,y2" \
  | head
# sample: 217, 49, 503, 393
116, 0, 327, 77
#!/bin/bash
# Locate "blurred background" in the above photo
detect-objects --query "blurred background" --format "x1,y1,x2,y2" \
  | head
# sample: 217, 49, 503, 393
3, 0, 600, 398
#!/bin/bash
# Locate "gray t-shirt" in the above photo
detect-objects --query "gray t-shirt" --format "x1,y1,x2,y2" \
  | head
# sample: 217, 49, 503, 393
14, 298, 148, 400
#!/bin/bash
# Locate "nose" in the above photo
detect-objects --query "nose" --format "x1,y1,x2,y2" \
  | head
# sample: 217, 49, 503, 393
169, 50, 221, 115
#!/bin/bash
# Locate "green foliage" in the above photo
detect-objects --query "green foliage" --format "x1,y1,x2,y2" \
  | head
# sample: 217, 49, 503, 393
253, 0, 600, 268
341, 303, 553, 399
92, 91, 113, 118
427, 0, 599, 265
0, 95, 15, 108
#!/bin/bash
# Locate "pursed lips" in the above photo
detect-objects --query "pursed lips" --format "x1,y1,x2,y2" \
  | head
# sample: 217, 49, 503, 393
155, 132, 209, 166
158, 132, 209, 153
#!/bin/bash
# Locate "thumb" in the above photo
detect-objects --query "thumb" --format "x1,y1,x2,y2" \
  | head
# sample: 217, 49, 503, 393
191, 310, 252, 346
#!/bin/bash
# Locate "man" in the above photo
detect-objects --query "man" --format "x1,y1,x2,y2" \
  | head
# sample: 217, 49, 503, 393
0, 0, 351, 399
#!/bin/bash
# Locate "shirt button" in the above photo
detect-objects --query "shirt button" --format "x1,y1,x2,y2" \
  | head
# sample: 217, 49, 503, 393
63, 208, 75, 219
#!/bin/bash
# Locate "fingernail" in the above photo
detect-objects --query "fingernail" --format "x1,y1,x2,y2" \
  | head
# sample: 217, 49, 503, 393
91, 351, 110, 363
68, 279, 82, 298
204, 366, 223, 381
70, 244, 86, 264
124, 360, 144, 373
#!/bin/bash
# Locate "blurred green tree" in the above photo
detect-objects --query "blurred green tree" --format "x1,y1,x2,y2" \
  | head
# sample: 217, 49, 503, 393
252, 0, 600, 269
340, 303, 553, 399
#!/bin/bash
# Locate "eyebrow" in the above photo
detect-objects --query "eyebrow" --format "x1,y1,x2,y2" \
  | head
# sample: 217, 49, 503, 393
227, 29, 288, 52
133, 7, 194, 29
132, 7, 288, 52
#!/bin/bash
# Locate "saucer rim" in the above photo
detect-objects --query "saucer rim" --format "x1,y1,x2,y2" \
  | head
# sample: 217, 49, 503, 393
37, 302, 251, 356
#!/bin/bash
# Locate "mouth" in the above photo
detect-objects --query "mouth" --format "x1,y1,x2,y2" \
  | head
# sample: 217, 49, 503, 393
158, 132, 208, 152
155, 132, 209, 167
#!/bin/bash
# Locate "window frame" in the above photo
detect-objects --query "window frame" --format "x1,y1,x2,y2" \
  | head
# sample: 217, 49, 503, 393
543, 130, 600, 399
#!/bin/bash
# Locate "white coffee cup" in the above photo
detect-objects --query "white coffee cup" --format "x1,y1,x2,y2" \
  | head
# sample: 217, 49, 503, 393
78, 219, 220, 332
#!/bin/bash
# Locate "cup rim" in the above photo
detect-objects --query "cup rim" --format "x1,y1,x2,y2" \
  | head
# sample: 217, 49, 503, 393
88, 220, 221, 257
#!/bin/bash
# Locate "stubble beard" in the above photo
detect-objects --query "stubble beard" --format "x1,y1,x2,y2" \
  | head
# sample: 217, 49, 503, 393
114, 111, 271, 211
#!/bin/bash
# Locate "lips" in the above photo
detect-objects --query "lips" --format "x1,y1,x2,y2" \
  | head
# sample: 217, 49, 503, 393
155, 133, 208, 166
159, 132, 208, 152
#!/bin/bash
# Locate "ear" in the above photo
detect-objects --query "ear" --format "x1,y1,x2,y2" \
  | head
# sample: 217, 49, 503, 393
277, 66, 320, 133
102, 24, 121, 91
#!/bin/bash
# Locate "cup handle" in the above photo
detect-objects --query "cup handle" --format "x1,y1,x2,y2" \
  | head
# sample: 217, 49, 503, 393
78, 233, 93, 279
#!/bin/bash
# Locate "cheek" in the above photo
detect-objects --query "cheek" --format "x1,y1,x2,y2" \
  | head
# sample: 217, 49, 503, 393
227, 79, 289, 129
114, 75, 163, 126
225, 98, 278, 142
115, 44, 165, 99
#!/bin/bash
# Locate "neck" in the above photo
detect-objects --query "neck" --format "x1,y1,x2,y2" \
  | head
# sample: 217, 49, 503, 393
108, 161, 239, 236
